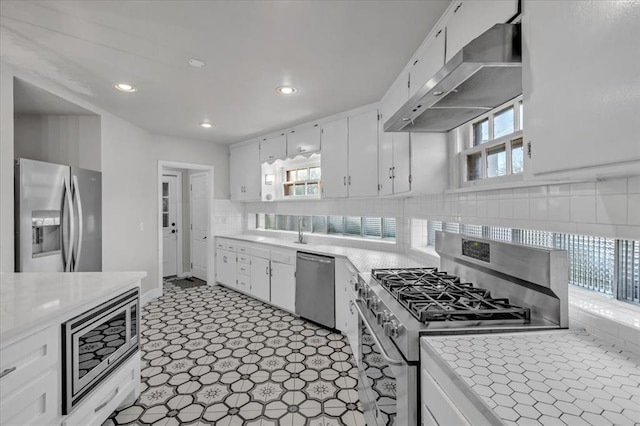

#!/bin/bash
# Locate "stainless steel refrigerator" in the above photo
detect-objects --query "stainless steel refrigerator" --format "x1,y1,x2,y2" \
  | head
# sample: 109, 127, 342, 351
15, 158, 102, 272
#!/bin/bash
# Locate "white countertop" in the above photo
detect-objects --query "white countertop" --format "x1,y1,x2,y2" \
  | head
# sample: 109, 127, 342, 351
0, 271, 146, 344
422, 330, 640, 426
219, 234, 434, 272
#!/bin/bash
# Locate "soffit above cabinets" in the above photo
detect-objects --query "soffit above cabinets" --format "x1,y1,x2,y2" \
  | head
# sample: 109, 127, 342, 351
0, 0, 450, 144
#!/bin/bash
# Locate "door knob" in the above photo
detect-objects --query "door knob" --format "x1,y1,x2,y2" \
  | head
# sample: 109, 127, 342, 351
171, 230, 176, 234
171, 222, 176, 226
203, 236, 207, 240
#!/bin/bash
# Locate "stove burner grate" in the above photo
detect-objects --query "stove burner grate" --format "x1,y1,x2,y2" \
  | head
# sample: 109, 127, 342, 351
372, 268, 531, 324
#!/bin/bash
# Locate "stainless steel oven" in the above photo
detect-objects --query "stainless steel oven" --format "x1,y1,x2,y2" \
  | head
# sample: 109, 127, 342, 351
62, 288, 139, 414
351, 299, 418, 426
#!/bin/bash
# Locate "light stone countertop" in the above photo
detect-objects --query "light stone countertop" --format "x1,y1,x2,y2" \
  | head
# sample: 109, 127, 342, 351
0, 271, 146, 345
421, 330, 640, 426
218, 234, 435, 273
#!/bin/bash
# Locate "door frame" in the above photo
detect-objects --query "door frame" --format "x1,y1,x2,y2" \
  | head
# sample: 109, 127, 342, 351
189, 171, 209, 281
158, 161, 215, 296
161, 171, 182, 278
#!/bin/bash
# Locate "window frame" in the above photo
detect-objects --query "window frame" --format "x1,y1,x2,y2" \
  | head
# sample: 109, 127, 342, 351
283, 166, 321, 198
461, 96, 524, 188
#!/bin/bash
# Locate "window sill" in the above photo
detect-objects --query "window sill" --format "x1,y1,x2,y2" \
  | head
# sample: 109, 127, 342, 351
250, 228, 396, 246
446, 177, 590, 195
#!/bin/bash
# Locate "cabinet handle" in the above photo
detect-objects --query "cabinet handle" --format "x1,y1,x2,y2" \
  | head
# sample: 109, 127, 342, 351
266, 266, 270, 276
223, 256, 227, 263
299, 147, 306, 152
392, 166, 396, 178
343, 176, 346, 186
348, 176, 351, 185
0, 366, 16, 379
94, 386, 119, 413
389, 168, 393, 179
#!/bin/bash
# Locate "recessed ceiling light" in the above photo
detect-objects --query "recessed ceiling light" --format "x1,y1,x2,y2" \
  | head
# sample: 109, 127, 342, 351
114, 83, 136, 92
188, 58, 206, 68
276, 86, 297, 95
199, 122, 213, 129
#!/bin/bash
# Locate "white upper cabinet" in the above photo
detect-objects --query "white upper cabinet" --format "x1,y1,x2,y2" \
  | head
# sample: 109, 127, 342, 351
523, 0, 640, 177
445, 0, 518, 62
411, 133, 449, 195
392, 132, 411, 194
378, 130, 394, 197
380, 71, 409, 126
321, 117, 349, 198
230, 141, 261, 201
347, 109, 379, 198
260, 134, 287, 162
409, 27, 446, 99
287, 125, 321, 157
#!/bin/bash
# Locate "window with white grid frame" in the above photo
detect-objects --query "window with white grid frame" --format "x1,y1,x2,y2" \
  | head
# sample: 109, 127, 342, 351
422, 221, 639, 304
463, 96, 524, 185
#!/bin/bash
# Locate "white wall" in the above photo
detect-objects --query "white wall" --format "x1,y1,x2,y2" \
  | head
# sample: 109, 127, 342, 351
14, 114, 101, 171
0, 62, 233, 295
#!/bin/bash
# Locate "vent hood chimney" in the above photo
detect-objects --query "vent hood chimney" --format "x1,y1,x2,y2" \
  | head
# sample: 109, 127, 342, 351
384, 23, 522, 133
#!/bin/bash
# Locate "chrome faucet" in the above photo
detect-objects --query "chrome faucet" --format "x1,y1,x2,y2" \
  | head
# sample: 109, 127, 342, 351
298, 217, 304, 243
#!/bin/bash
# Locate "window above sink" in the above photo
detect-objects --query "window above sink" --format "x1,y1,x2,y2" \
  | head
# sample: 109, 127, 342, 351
261, 153, 321, 201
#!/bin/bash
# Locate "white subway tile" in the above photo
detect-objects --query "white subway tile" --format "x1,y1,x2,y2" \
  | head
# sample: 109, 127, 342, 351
548, 184, 571, 197
499, 199, 514, 218
512, 188, 530, 199
627, 194, 640, 226
513, 198, 530, 220
529, 185, 548, 198
477, 200, 488, 218
530, 198, 548, 221
628, 176, 640, 194
575, 222, 617, 238
499, 189, 513, 198
487, 200, 500, 218
597, 194, 628, 225
615, 225, 640, 240
570, 196, 596, 223
597, 177, 627, 195
548, 197, 571, 222
571, 182, 596, 196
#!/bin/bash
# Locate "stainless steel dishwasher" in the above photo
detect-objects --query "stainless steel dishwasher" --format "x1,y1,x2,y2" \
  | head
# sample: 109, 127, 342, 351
295, 252, 335, 329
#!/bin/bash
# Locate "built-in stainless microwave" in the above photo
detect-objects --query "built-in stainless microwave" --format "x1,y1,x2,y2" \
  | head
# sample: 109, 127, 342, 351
62, 288, 139, 414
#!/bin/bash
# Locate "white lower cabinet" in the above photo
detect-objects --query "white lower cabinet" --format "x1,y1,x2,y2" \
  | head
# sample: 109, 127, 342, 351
270, 249, 296, 313
0, 326, 59, 426
335, 259, 360, 365
215, 248, 236, 287
250, 256, 270, 302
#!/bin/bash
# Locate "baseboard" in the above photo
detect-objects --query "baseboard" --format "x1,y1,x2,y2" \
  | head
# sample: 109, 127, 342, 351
141, 287, 163, 306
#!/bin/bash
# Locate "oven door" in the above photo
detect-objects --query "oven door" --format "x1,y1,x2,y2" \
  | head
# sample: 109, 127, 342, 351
351, 300, 418, 426
63, 288, 139, 414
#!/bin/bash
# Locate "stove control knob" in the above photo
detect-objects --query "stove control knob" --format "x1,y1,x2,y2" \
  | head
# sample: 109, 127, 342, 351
376, 310, 391, 325
367, 296, 379, 310
383, 320, 400, 338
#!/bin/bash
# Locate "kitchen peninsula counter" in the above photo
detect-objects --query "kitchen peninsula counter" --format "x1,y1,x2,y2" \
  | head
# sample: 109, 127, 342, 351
219, 234, 434, 272
0, 271, 146, 345
421, 330, 640, 426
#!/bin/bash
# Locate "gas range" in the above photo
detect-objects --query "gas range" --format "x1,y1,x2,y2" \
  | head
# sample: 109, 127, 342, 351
355, 232, 569, 363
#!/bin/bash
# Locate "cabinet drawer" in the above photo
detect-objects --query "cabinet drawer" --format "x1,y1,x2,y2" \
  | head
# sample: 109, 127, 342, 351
236, 244, 251, 255
225, 242, 237, 252
63, 354, 140, 426
215, 240, 225, 249
0, 368, 57, 426
237, 254, 251, 265
237, 275, 250, 293
251, 246, 270, 259
271, 250, 295, 265
237, 263, 251, 276
0, 325, 59, 398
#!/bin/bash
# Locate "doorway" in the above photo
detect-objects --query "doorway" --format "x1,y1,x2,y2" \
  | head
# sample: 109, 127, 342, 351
158, 161, 214, 293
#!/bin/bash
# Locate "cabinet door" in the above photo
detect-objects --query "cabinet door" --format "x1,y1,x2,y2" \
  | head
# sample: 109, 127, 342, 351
321, 117, 349, 198
287, 125, 321, 156
378, 122, 394, 197
242, 142, 261, 201
216, 249, 236, 287
409, 27, 445, 98
392, 132, 411, 194
445, 0, 518, 62
523, 0, 640, 176
260, 134, 287, 162
380, 71, 409, 127
250, 256, 270, 302
411, 133, 448, 195
345, 286, 359, 366
271, 262, 296, 313
334, 260, 351, 333
348, 109, 379, 197
229, 146, 243, 200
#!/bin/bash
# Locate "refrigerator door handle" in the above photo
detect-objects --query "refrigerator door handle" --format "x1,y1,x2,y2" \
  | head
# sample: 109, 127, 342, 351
72, 175, 83, 272
63, 175, 75, 272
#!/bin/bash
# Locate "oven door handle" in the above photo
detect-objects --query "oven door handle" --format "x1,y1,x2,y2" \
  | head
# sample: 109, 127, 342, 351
350, 300, 405, 366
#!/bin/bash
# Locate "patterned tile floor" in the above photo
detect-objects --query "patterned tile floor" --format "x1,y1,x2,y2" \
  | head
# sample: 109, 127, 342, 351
103, 280, 365, 426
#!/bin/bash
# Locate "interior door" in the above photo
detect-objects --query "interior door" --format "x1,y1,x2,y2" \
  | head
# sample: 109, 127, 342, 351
162, 175, 178, 277
190, 172, 209, 281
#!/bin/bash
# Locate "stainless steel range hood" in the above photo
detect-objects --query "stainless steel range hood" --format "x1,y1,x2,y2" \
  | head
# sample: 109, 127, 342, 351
385, 23, 522, 133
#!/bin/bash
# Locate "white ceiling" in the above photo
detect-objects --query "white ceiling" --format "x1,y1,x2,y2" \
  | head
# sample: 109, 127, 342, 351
13, 78, 96, 115
1, 0, 450, 144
